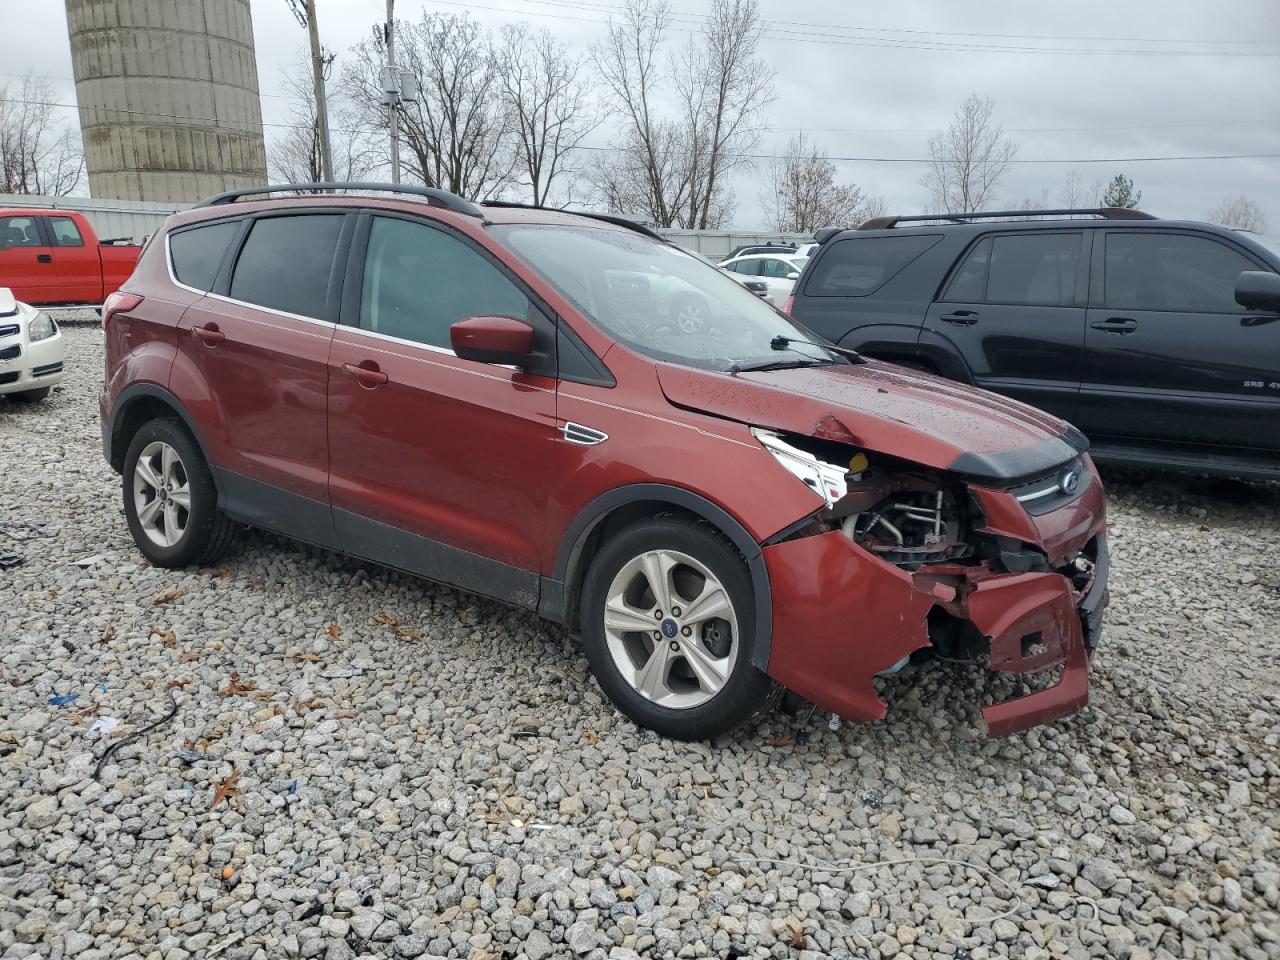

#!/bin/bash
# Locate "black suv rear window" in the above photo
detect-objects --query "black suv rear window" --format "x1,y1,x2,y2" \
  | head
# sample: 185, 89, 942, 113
805, 234, 940, 297
230, 215, 344, 319
169, 220, 240, 292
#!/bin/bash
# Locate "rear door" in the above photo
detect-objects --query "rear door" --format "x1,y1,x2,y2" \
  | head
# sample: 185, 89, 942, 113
175, 212, 349, 544
44, 215, 102, 303
326, 212, 559, 604
1077, 229, 1278, 454
922, 230, 1087, 422
0, 214, 55, 303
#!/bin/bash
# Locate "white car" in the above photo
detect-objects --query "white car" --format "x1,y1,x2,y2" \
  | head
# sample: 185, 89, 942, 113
0, 287, 65, 402
717, 253, 810, 308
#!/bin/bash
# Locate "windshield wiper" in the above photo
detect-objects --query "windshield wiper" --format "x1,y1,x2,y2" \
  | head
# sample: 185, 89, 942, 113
770, 334, 867, 364
729, 357, 829, 373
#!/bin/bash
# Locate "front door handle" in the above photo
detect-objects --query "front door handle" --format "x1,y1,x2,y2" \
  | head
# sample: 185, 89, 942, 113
191, 323, 225, 345
1091, 317, 1138, 334
941, 310, 979, 326
342, 361, 388, 387
37, 253, 52, 263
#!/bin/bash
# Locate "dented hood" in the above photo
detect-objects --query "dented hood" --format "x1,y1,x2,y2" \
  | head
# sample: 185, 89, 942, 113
657, 360, 1086, 481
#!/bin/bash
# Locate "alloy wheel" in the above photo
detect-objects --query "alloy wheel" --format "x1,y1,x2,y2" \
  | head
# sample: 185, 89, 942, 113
132, 440, 191, 548
603, 548, 738, 709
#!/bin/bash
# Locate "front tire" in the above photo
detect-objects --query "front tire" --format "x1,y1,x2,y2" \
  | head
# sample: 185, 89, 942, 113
122, 419, 235, 567
581, 515, 772, 740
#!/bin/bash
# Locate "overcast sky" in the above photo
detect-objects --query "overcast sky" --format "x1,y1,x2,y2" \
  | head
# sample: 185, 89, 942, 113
4, 0, 1278, 231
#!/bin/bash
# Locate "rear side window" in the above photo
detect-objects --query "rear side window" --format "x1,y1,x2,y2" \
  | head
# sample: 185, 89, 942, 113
1105, 232, 1256, 313
49, 217, 84, 246
806, 234, 940, 297
946, 233, 1081, 306
230, 215, 344, 319
169, 220, 240, 292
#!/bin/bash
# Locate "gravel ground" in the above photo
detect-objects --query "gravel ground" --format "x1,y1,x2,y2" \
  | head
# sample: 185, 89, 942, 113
1, 325, 1277, 960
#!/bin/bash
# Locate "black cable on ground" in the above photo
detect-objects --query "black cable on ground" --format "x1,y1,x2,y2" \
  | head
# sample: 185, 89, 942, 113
92, 691, 180, 780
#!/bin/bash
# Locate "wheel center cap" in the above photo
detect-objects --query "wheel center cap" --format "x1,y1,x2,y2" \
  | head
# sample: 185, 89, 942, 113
158, 489, 168, 502
660, 618, 680, 639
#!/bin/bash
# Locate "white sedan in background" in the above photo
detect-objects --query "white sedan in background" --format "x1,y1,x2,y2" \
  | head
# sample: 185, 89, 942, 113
0, 287, 65, 402
718, 253, 810, 308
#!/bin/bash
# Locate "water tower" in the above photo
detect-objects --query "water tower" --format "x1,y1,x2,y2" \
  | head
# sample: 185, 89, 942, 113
65, 0, 268, 202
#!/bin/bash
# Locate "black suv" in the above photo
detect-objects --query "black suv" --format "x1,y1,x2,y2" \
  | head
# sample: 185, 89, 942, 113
790, 208, 1280, 479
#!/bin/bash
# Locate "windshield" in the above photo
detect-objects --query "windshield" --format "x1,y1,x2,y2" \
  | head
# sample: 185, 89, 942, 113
493, 224, 841, 372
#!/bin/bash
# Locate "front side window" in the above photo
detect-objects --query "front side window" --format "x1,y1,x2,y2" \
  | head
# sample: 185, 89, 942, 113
360, 216, 529, 349
760, 258, 797, 279
169, 220, 240, 292
0, 216, 42, 249
495, 223, 843, 373
49, 217, 84, 246
807, 234, 941, 297
229, 215, 344, 319
1105, 232, 1256, 313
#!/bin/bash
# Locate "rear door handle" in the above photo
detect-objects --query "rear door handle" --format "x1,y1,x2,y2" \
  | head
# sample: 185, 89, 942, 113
342, 361, 388, 387
37, 254, 53, 263
191, 323, 225, 345
941, 310, 979, 326
1091, 317, 1138, 334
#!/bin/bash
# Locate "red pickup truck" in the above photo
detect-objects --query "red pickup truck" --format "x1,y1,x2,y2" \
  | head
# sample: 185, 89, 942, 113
0, 209, 142, 306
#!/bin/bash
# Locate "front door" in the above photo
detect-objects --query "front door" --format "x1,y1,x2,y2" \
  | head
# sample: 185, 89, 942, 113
327, 213, 559, 606
175, 212, 348, 544
922, 230, 1087, 423
1077, 230, 1279, 455
0, 214, 55, 304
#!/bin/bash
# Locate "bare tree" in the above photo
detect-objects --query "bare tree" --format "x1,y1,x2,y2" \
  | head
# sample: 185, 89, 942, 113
495, 24, 594, 206
764, 133, 882, 232
1059, 169, 1102, 208
0, 74, 83, 195
269, 48, 379, 184
673, 0, 773, 228
1207, 195, 1267, 233
590, 0, 772, 228
920, 93, 1017, 213
344, 12, 513, 200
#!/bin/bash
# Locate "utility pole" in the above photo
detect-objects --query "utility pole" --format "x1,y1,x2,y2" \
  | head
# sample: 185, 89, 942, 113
386, 0, 400, 184
305, 0, 334, 182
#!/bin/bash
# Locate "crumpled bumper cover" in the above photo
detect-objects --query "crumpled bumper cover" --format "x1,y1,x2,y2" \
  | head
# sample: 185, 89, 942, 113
763, 528, 1109, 737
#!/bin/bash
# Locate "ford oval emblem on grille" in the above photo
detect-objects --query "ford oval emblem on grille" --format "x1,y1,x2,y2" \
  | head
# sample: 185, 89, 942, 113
1059, 469, 1081, 495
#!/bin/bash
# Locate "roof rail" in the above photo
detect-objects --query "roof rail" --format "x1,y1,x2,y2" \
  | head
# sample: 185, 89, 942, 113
859, 207, 1157, 230
194, 181, 483, 218
813, 227, 843, 245
478, 200, 667, 242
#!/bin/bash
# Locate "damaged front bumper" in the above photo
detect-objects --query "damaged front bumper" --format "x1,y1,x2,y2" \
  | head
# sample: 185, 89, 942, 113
762, 510, 1108, 738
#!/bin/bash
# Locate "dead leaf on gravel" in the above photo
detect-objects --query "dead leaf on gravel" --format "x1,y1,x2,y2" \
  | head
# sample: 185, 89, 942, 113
179, 651, 201, 663
293, 697, 324, 715
153, 589, 186, 605
390, 625, 420, 640
166, 678, 193, 690
293, 653, 322, 663
580, 729, 598, 746
372, 612, 400, 626
218, 673, 257, 698
212, 768, 242, 810
154, 628, 177, 649
326, 624, 342, 638
99, 629, 115, 645
787, 923, 807, 949
764, 736, 795, 748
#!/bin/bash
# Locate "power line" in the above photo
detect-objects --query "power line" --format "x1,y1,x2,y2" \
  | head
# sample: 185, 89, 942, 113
429, 0, 1280, 57
4, 97, 1276, 165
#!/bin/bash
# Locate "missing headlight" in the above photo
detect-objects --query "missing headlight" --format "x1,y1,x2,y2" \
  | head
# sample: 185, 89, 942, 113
840, 482, 972, 569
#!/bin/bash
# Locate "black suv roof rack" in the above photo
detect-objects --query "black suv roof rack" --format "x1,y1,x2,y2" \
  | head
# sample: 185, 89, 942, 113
859, 207, 1156, 230
195, 181, 483, 218
478, 200, 667, 242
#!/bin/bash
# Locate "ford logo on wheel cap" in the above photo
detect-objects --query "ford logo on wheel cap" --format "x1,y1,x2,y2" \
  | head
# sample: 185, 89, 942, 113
1059, 469, 1081, 495
660, 618, 680, 639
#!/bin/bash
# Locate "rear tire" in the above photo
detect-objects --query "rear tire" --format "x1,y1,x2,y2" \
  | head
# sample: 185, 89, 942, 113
122, 419, 235, 568
581, 515, 771, 740
8, 386, 52, 402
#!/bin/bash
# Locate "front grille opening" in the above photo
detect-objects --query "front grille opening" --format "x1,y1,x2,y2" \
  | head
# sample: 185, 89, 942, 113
31, 362, 63, 378
1020, 632, 1047, 659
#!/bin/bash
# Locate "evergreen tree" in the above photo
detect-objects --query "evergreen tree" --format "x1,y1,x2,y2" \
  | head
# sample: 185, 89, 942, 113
1102, 174, 1142, 209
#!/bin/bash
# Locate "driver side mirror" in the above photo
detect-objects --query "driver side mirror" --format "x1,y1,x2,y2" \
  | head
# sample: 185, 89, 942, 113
450, 316, 534, 366
1236, 271, 1280, 312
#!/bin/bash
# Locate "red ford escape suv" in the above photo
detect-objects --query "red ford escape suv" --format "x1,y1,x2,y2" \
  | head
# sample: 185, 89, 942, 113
101, 183, 1108, 740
